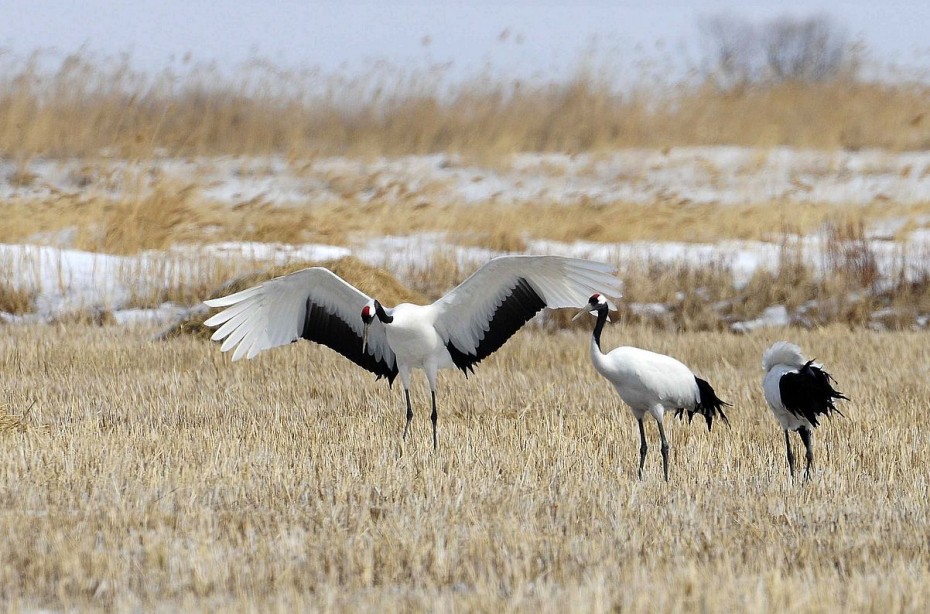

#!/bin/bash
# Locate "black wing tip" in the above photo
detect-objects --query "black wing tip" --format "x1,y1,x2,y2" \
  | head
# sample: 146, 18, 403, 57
446, 341, 479, 375
376, 371, 399, 387
445, 277, 545, 374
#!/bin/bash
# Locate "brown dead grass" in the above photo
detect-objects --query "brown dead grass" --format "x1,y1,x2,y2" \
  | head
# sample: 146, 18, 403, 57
99, 182, 204, 254
5, 191, 930, 332
0, 400, 41, 435
0, 256, 37, 315
0, 323, 927, 610
0, 406, 27, 434
2, 53, 930, 159
3, 188, 929, 253
0, 281, 36, 315
619, 259, 737, 331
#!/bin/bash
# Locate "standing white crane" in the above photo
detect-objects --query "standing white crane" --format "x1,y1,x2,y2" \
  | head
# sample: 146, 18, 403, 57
575, 294, 730, 481
762, 342, 848, 480
204, 255, 621, 449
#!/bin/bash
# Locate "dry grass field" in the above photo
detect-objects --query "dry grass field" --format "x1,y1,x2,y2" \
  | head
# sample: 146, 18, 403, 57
1, 322, 928, 611
3, 41, 930, 611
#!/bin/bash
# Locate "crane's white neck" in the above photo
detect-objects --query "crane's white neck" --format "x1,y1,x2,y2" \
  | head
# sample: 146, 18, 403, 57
590, 333, 612, 376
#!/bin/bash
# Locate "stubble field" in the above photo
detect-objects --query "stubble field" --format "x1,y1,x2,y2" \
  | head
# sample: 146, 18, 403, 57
1, 322, 927, 611
3, 48, 930, 612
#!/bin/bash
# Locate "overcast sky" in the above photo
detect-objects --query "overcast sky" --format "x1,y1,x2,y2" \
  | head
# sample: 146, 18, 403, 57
2, 1, 929, 80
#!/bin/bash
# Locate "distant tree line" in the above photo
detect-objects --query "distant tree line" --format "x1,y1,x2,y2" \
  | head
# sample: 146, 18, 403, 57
699, 14, 859, 89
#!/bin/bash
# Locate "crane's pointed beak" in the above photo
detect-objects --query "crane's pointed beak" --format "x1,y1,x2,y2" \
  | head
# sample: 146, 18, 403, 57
572, 306, 612, 322
362, 322, 370, 354
572, 307, 593, 321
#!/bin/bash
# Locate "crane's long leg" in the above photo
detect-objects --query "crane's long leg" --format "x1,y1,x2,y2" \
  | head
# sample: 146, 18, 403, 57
784, 429, 795, 478
402, 388, 413, 440
637, 419, 648, 480
657, 419, 670, 482
798, 426, 814, 481
430, 390, 438, 450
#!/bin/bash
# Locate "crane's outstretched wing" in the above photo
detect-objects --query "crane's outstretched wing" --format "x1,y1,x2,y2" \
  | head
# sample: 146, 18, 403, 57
203, 268, 397, 383
433, 255, 620, 373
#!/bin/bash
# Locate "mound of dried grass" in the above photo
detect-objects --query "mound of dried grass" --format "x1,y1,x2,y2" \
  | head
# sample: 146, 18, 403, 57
100, 182, 203, 254
160, 256, 427, 340
0, 411, 26, 435
0, 282, 36, 315
0, 402, 34, 435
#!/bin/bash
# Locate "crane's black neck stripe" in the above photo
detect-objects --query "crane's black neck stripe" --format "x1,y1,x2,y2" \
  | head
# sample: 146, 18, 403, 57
447, 277, 545, 375
374, 300, 393, 324
592, 306, 608, 349
301, 299, 398, 385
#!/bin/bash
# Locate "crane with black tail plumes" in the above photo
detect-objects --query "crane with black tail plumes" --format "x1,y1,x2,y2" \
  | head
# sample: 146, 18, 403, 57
762, 342, 848, 481
575, 294, 730, 481
204, 255, 621, 450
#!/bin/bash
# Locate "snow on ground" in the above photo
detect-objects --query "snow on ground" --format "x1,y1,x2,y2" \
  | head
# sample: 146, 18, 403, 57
3, 229, 930, 329
0, 242, 351, 325
5, 146, 930, 330
4, 147, 930, 207
196, 242, 351, 263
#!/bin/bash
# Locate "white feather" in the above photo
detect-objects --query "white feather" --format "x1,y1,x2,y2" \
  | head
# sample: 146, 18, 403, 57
432, 255, 621, 355
203, 255, 620, 447
592, 346, 700, 419
203, 267, 394, 365
762, 341, 807, 373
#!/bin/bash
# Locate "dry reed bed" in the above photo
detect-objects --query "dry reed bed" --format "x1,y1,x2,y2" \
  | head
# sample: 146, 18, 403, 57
6, 218, 930, 332
0, 324, 927, 611
5, 187, 930, 252
2, 54, 930, 159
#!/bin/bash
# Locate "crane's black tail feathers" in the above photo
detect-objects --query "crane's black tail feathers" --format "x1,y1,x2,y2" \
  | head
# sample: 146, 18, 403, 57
675, 377, 731, 431
781, 360, 848, 427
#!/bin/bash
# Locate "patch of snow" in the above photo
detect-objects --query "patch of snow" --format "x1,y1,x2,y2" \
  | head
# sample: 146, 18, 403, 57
731, 305, 791, 333
7, 148, 930, 207
194, 242, 352, 264
6, 224, 930, 327
111, 303, 188, 326
628, 302, 669, 317
0, 242, 354, 324
353, 233, 501, 271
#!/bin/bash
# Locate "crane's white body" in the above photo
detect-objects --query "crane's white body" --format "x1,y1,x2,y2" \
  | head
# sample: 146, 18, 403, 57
761, 341, 847, 480
579, 292, 727, 480
764, 365, 811, 431
590, 343, 700, 421
206, 255, 619, 372
762, 341, 813, 431
382, 303, 455, 389
204, 255, 621, 448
